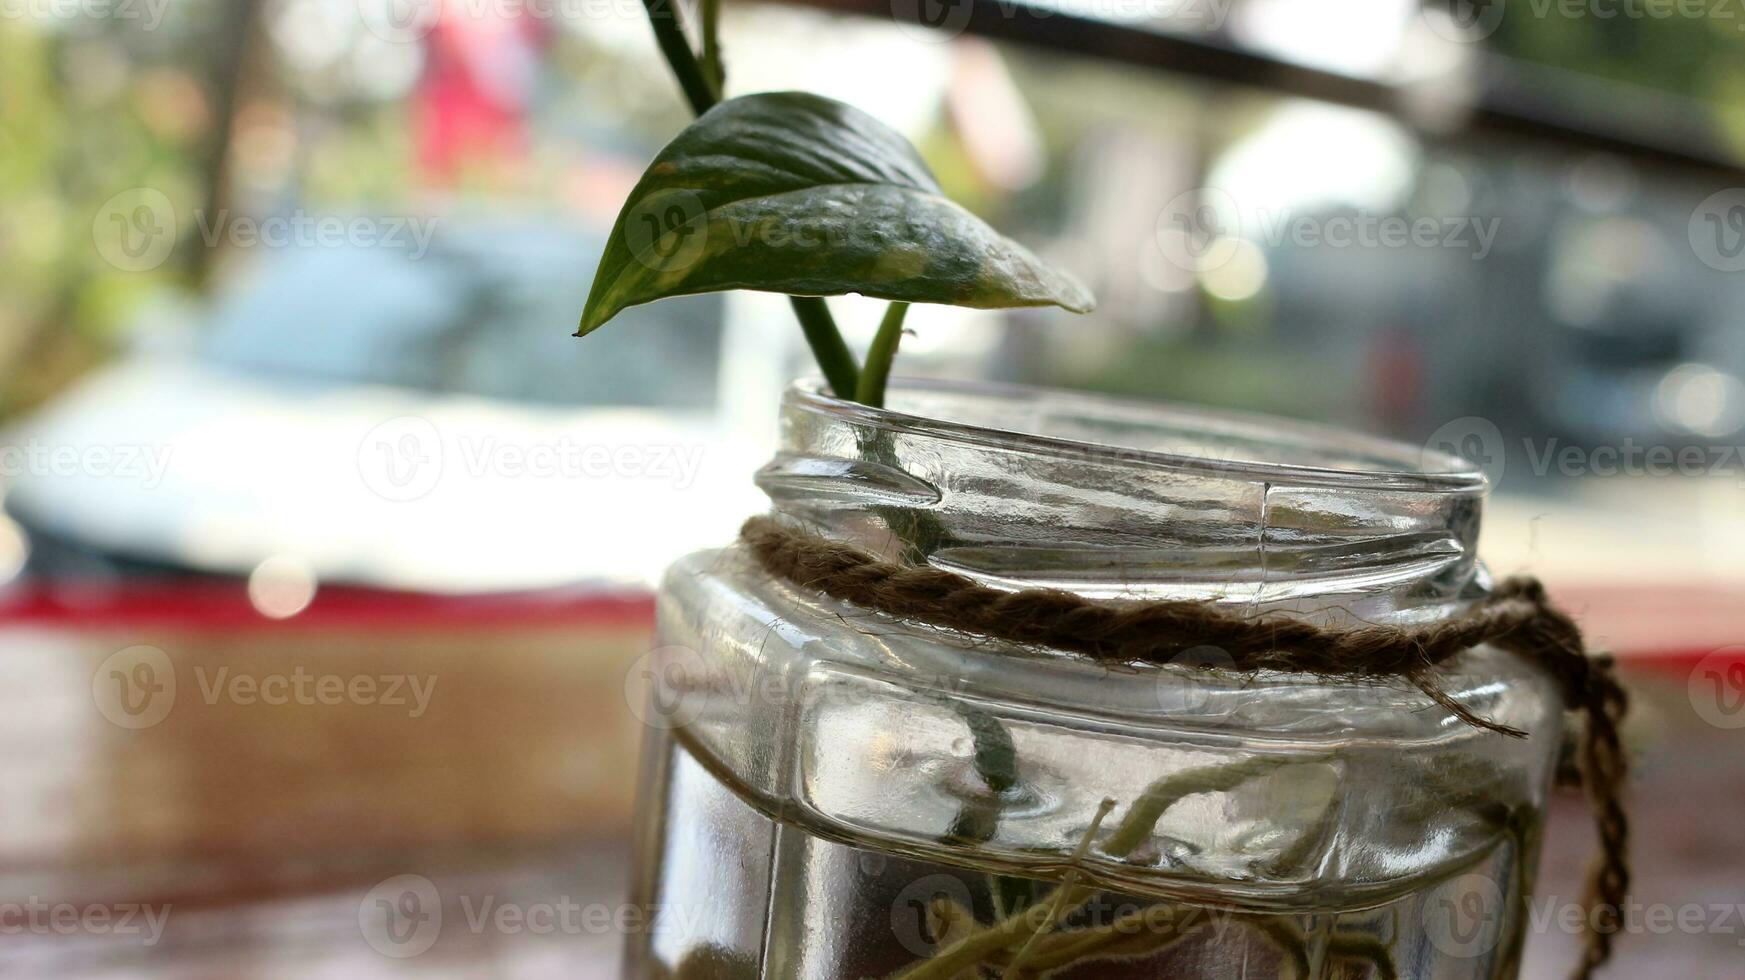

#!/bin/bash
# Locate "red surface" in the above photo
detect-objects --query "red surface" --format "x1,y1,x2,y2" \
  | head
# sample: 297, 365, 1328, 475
0, 578, 655, 631
1, 577, 1733, 671
1551, 582, 1745, 673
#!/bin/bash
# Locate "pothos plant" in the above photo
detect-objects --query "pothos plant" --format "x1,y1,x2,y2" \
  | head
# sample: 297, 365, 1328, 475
576, 6, 1493, 980
575, 0, 1095, 407
576, 0, 1092, 873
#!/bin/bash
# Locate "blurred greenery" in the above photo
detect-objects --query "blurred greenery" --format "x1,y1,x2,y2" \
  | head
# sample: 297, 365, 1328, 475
3, 0, 1744, 425
0, 2, 706, 422
1490, 3, 1745, 153
0, 10, 217, 417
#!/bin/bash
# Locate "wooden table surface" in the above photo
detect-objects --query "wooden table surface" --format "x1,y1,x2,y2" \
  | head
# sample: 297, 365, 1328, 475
0, 582, 1739, 977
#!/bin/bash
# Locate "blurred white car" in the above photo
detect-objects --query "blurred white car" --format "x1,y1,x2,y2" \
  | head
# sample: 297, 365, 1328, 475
2, 218, 767, 596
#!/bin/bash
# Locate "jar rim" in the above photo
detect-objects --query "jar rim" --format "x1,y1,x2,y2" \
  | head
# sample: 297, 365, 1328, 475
789, 378, 1487, 495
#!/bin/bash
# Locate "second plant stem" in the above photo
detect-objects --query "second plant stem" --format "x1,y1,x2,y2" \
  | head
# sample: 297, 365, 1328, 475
856, 302, 908, 405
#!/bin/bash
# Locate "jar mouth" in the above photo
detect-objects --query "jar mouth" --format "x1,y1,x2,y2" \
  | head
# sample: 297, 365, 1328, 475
768, 378, 1487, 617
791, 378, 1486, 495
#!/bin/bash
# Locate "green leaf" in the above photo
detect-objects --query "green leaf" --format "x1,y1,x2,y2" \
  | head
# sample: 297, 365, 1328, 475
578, 91, 1094, 335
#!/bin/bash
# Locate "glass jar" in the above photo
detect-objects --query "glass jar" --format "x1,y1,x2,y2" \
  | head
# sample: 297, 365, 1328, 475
625, 380, 1563, 980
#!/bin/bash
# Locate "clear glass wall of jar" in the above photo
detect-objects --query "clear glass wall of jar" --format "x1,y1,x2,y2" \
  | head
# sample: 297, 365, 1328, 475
625, 380, 1563, 980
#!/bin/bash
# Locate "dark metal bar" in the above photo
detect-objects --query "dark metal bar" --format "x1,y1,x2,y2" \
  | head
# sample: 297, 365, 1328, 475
781, 0, 1745, 182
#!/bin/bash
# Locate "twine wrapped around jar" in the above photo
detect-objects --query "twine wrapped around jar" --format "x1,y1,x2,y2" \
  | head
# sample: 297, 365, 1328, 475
741, 515, 1630, 980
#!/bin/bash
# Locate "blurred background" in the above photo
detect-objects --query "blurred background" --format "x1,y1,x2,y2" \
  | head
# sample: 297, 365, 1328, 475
1, 0, 1742, 975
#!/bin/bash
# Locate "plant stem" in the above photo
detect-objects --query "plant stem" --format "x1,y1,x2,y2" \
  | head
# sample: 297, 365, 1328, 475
1004, 797, 1116, 973
789, 296, 861, 398
855, 301, 908, 406
699, 0, 724, 96
638, 0, 718, 116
